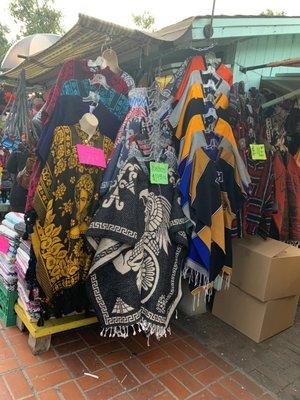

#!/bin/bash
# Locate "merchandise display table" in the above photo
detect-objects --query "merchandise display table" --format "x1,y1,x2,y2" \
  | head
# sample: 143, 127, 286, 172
14, 303, 97, 354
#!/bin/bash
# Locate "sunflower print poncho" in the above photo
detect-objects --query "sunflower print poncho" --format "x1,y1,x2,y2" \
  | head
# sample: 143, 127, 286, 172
31, 124, 113, 314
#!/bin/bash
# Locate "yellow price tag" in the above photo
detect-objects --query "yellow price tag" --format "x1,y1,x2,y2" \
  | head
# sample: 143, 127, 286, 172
250, 144, 267, 160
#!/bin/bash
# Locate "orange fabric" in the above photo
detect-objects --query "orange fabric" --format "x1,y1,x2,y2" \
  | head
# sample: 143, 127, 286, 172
214, 119, 237, 149
174, 56, 206, 101
216, 63, 233, 86
179, 115, 205, 163
175, 83, 205, 140
273, 152, 288, 239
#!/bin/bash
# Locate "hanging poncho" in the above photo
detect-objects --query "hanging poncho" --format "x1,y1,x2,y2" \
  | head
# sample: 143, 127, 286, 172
85, 158, 188, 339
31, 124, 113, 315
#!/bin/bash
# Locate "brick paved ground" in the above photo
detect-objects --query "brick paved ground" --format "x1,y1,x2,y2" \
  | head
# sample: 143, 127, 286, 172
175, 306, 300, 400
0, 321, 276, 400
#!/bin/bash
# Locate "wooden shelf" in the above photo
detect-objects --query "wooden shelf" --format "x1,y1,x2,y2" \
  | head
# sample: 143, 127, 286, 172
14, 303, 98, 354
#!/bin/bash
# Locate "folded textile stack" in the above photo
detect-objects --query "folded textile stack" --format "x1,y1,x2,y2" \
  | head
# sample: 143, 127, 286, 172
0, 212, 24, 291
15, 238, 41, 321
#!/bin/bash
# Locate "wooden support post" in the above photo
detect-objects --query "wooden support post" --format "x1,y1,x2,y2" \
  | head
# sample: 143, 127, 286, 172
28, 334, 51, 355
16, 316, 26, 332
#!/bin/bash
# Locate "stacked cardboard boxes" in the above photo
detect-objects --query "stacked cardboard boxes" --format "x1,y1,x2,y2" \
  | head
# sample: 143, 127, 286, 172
213, 236, 300, 342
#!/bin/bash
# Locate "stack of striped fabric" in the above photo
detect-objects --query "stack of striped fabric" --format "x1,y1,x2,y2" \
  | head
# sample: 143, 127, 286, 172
15, 238, 41, 321
0, 212, 24, 291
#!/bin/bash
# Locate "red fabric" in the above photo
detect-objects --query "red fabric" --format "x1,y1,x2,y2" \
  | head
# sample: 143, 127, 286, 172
100, 67, 129, 95
216, 63, 233, 86
287, 154, 300, 240
42, 60, 92, 124
4, 92, 16, 104
174, 56, 206, 101
25, 159, 42, 212
273, 152, 289, 240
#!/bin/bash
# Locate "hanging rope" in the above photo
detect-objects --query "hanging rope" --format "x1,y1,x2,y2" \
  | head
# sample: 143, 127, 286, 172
1, 69, 33, 151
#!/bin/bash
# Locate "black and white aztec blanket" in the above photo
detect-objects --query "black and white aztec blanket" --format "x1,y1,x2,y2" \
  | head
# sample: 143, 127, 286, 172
85, 158, 188, 339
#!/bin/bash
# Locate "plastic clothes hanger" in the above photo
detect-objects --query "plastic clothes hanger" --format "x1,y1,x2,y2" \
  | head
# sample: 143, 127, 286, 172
102, 48, 121, 75
89, 74, 110, 89
87, 56, 106, 68
82, 91, 100, 103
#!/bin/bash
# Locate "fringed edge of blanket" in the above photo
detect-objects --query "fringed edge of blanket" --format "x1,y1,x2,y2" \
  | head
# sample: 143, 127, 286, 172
183, 264, 232, 309
99, 318, 173, 342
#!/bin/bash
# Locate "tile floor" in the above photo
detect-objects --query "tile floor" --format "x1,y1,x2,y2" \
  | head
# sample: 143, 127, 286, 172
0, 322, 276, 400
176, 307, 300, 400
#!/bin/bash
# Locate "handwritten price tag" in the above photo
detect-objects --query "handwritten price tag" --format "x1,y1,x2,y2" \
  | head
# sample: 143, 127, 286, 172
150, 162, 168, 184
76, 144, 106, 168
250, 144, 267, 160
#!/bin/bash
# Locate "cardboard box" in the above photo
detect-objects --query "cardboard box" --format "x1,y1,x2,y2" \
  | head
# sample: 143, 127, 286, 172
231, 237, 300, 301
213, 284, 299, 343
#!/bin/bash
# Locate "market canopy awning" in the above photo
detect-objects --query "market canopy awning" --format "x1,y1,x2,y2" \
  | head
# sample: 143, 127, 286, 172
0, 14, 193, 86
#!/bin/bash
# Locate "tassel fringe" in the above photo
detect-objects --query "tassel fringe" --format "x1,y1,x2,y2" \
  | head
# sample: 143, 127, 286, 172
184, 265, 232, 310
98, 317, 175, 341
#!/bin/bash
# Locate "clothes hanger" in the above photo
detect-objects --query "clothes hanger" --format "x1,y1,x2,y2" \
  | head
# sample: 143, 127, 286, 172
82, 91, 100, 103
87, 56, 106, 69
102, 48, 121, 75
89, 74, 110, 89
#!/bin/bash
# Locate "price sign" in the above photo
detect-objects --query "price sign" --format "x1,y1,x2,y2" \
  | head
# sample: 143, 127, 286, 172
250, 144, 267, 160
150, 162, 168, 184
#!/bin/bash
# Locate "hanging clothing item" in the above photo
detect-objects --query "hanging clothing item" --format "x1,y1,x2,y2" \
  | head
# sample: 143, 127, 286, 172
286, 154, 300, 240
174, 55, 233, 103
61, 80, 129, 121
86, 158, 188, 339
246, 156, 275, 238
100, 88, 150, 195
273, 152, 289, 240
6, 145, 30, 213
170, 70, 230, 129
159, 57, 191, 101
120, 70, 136, 92
99, 67, 130, 95
183, 146, 245, 288
37, 95, 122, 164
42, 59, 92, 124
25, 159, 42, 212
31, 124, 114, 315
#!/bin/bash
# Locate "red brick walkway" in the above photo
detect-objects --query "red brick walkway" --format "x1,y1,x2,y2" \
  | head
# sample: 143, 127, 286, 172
0, 324, 276, 399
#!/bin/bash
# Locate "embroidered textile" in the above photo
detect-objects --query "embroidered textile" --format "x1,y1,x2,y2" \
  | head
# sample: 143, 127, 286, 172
86, 159, 188, 339
31, 124, 113, 314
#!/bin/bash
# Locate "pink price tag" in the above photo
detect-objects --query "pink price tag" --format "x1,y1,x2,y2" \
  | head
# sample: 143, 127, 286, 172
0, 236, 9, 254
76, 144, 107, 168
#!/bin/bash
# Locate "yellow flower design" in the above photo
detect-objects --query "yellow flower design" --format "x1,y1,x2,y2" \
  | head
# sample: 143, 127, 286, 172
54, 159, 67, 176
53, 127, 66, 145
70, 176, 76, 184
45, 256, 56, 271
68, 153, 78, 169
56, 144, 65, 159
78, 164, 85, 173
53, 183, 66, 200
73, 241, 82, 257
42, 169, 50, 182
40, 223, 61, 249
67, 261, 79, 276
59, 199, 72, 216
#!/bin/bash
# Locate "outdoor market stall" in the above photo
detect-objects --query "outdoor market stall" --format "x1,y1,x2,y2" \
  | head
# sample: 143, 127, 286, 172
0, 14, 299, 354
